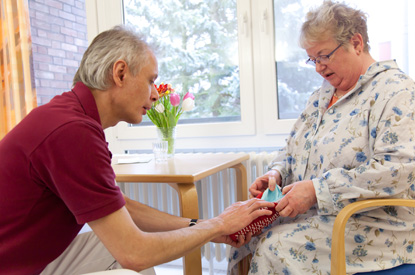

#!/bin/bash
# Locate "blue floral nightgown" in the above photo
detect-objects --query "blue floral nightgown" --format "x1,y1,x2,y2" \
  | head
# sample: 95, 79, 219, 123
228, 60, 415, 275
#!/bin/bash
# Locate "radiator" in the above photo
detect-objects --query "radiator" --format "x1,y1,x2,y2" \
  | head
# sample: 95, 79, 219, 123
119, 151, 278, 273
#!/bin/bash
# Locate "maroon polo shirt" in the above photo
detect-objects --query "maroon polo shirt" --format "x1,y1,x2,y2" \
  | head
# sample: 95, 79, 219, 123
0, 82, 125, 274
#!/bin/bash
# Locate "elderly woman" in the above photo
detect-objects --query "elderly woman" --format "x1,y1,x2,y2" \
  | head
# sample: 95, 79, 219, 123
228, 1, 415, 274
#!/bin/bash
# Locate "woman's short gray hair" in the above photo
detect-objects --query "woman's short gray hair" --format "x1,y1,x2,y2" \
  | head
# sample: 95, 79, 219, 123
73, 25, 151, 90
299, 0, 369, 52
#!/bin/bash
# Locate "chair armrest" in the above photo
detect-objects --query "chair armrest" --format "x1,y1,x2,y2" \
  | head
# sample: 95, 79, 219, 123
331, 199, 415, 275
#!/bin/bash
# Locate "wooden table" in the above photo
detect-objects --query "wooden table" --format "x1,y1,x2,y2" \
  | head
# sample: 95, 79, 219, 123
112, 153, 249, 275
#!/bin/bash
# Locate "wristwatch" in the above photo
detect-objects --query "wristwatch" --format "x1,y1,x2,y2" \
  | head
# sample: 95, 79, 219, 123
189, 219, 198, 227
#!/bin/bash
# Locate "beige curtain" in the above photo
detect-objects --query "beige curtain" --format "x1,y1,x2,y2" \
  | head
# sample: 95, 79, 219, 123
0, 0, 36, 140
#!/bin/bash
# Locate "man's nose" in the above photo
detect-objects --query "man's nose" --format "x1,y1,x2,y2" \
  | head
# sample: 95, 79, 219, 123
151, 86, 159, 102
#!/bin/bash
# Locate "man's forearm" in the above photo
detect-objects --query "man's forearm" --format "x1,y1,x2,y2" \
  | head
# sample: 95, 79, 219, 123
90, 197, 275, 272
124, 195, 191, 232
89, 206, 221, 272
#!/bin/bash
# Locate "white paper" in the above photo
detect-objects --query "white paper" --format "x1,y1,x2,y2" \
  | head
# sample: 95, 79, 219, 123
117, 156, 152, 164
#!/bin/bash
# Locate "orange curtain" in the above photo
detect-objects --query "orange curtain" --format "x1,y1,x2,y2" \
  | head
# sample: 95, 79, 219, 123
0, 0, 36, 140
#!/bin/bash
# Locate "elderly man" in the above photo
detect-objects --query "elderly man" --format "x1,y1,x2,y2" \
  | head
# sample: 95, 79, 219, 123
0, 25, 274, 275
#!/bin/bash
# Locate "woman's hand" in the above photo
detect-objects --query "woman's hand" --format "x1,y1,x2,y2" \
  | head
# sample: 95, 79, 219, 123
249, 170, 282, 198
211, 232, 254, 248
275, 180, 317, 217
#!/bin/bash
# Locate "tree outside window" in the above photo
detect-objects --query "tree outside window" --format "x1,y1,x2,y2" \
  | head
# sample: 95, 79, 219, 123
124, 0, 241, 125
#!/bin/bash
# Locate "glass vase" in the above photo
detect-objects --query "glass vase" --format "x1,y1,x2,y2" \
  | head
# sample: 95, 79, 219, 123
156, 127, 176, 158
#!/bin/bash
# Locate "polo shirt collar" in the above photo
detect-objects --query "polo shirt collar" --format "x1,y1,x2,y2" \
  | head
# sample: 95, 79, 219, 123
72, 82, 101, 126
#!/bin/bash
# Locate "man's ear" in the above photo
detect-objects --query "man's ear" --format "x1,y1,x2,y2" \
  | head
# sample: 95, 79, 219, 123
113, 60, 127, 87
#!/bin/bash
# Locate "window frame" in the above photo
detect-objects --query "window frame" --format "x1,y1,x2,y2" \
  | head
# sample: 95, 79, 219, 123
86, 0, 294, 154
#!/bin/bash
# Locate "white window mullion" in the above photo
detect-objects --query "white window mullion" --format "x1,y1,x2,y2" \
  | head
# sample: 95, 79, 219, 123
251, 0, 295, 136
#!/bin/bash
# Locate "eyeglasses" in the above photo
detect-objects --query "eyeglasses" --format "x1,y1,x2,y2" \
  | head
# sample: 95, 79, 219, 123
306, 44, 342, 66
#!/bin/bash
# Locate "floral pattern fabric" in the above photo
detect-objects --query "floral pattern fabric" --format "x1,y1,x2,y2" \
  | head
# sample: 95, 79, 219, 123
228, 60, 415, 274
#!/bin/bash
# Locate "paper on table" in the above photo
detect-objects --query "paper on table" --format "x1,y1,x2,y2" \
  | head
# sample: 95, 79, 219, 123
117, 156, 152, 164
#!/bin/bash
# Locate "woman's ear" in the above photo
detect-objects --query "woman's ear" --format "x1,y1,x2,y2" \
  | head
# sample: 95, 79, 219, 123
113, 60, 127, 87
351, 33, 364, 54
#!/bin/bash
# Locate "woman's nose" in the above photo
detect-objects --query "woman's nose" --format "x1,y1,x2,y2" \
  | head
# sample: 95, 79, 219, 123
315, 62, 326, 74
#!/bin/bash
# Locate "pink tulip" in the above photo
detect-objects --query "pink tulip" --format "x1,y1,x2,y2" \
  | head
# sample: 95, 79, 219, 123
183, 92, 195, 100
170, 93, 180, 106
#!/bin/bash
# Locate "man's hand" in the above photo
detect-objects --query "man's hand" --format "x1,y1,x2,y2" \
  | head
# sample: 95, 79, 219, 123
274, 180, 316, 217
249, 170, 282, 198
210, 198, 274, 245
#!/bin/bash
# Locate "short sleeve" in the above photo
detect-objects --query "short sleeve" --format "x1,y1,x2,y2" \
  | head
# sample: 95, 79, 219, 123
30, 121, 125, 224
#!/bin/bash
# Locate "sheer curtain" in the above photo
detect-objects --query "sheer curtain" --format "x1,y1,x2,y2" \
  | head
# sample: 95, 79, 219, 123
0, 0, 36, 140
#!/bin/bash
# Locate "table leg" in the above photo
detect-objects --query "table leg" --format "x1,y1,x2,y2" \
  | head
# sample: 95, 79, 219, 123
168, 182, 202, 275
233, 163, 250, 275
232, 163, 248, 201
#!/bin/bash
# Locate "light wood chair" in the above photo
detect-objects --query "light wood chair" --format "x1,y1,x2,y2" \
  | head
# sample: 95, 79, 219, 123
331, 198, 415, 275
237, 198, 415, 275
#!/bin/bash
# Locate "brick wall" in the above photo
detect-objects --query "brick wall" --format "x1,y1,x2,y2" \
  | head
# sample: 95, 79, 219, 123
28, 0, 88, 106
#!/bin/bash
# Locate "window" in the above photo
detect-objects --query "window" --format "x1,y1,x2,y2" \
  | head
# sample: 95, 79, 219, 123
107, 0, 256, 148
124, 0, 241, 125
86, 0, 414, 153
274, 0, 323, 119
273, 0, 415, 120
